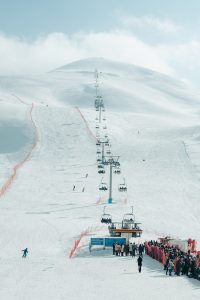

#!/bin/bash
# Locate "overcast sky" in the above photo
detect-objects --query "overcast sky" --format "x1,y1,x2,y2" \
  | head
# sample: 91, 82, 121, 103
1, 0, 200, 85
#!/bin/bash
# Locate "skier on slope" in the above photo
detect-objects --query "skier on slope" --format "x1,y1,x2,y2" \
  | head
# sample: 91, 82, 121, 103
22, 248, 28, 258
137, 255, 143, 273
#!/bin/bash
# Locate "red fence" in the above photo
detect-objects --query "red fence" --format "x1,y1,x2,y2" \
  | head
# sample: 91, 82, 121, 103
145, 241, 200, 269
145, 242, 167, 265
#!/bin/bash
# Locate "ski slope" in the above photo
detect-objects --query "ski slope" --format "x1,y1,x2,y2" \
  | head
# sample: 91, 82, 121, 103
0, 58, 200, 299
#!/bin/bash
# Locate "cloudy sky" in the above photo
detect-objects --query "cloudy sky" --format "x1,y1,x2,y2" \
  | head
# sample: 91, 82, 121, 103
1, 0, 200, 85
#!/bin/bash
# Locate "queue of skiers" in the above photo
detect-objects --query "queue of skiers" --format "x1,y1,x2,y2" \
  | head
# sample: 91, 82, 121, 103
113, 242, 144, 257
146, 240, 200, 280
164, 251, 200, 279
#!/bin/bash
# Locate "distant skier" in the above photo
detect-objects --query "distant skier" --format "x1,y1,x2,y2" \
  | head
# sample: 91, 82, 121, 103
73, 185, 75, 191
137, 255, 143, 273
82, 187, 85, 192
86, 173, 88, 178
22, 248, 28, 258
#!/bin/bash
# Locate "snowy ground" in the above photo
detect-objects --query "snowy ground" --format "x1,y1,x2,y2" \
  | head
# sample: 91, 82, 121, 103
0, 58, 200, 299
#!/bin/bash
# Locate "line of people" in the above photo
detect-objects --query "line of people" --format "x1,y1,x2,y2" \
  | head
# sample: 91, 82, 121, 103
113, 242, 144, 257
147, 240, 200, 280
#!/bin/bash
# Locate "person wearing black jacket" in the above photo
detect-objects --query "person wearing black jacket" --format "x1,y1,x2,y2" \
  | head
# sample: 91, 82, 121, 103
137, 255, 143, 272
176, 258, 181, 276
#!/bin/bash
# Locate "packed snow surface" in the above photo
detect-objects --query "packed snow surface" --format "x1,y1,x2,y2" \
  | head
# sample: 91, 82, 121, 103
0, 57, 200, 299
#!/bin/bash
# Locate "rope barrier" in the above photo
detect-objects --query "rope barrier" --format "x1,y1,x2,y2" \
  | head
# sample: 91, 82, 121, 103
69, 225, 105, 258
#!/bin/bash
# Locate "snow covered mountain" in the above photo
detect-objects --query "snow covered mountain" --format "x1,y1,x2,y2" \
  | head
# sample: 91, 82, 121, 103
0, 58, 200, 299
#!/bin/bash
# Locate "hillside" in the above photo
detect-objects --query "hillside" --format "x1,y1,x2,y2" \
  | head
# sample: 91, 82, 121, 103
0, 58, 200, 299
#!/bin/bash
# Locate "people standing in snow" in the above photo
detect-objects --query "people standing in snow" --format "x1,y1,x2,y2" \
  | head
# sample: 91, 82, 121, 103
145, 240, 200, 280
129, 243, 133, 256
164, 257, 170, 274
132, 243, 137, 257
175, 257, 181, 276
112, 243, 116, 255
166, 259, 174, 276
22, 248, 28, 258
121, 244, 125, 256
73, 185, 75, 191
115, 244, 121, 256
137, 255, 143, 273
124, 243, 129, 256
139, 244, 144, 256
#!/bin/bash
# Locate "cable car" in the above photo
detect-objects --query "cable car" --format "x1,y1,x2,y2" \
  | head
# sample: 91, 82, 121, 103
106, 149, 111, 155
105, 142, 109, 146
97, 149, 101, 154
98, 169, 105, 174
114, 167, 121, 174
98, 164, 104, 169
103, 125, 107, 130
101, 206, 112, 224
123, 207, 135, 223
95, 117, 99, 121
103, 117, 106, 121
96, 141, 100, 146
118, 178, 127, 192
96, 125, 99, 129
97, 157, 101, 162
99, 179, 108, 191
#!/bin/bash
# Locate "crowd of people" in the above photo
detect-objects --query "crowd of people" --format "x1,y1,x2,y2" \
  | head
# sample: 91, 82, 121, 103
146, 240, 200, 280
113, 242, 144, 257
